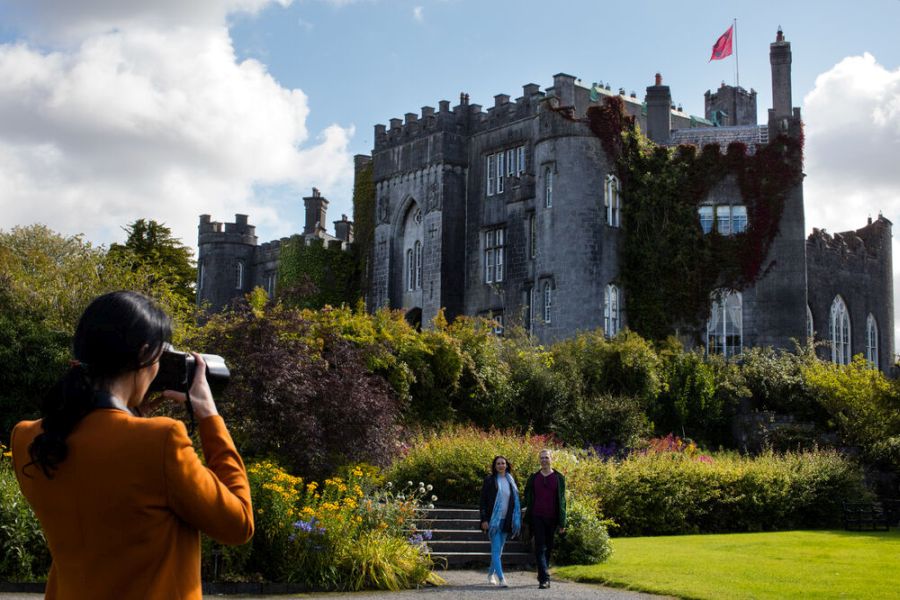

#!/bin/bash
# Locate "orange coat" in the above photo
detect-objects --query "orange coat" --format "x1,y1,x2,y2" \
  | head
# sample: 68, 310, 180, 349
12, 410, 254, 600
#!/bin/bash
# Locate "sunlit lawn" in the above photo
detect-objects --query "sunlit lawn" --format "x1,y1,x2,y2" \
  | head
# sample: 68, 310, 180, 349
556, 529, 900, 600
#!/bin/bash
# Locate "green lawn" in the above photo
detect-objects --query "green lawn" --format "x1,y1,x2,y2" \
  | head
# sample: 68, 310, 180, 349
555, 530, 900, 600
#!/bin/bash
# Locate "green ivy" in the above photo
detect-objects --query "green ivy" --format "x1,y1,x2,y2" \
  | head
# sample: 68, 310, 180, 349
277, 237, 362, 309
352, 160, 375, 295
586, 97, 804, 341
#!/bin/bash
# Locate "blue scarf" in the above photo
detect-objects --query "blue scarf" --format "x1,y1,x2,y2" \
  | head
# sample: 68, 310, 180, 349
488, 473, 521, 537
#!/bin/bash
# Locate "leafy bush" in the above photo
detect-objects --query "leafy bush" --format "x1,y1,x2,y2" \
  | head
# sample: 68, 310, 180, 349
555, 495, 612, 565
742, 344, 823, 421
584, 448, 868, 536
0, 446, 50, 581
388, 426, 575, 505
552, 393, 650, 450
192, 301, 402, 478
225, 460, 440, 590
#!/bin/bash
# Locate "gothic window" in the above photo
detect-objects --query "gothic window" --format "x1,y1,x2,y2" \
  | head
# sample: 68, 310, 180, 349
543, 281, 552, 323
265, 272, 277, 298
605, 175, 621, 228
406, 249, 415, 291
544, 167, 553, 208
497, 152, 505, 193
806, 305, 814, 340
529, 213, 537, 259
487, 154, 496, 196
604, 284, 620, 337
707, 290, 742, 358
198, 261, 205, 291
234, 260, 244, 290
829, 295, 851, 365
484, 227, 505, 283
698, 204, 747, 235
866, 313, 878, 367
414, 241, 422, 290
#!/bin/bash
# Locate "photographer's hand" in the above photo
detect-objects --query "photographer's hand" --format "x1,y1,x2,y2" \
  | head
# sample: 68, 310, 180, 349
162, 353, 219, 420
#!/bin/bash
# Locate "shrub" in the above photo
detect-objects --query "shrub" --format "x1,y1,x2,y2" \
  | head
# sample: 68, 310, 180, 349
0, 445, 50, 581
552, 393, 650, 450
554, 495, 612, 565
741, 344, 823, 421
388, 426, 575, 505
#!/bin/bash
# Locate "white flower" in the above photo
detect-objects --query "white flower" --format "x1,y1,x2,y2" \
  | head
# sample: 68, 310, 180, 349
398, 494, 405, 500
427, 503, 434, 509
426, 484, 433, 491
431, 495, 438, 502
419, 487, 426, 494
407, 481, 414, 487
418, 482, 424, 487
386, 482, 393, 488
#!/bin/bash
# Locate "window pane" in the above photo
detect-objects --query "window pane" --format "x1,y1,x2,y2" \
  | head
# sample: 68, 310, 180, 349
717, 207, 731, 235
518, 146, 525, 174
699, 206, 714, 234
497, 153, 505, 193
732, 205, 748, 234
487, 155, 495, 195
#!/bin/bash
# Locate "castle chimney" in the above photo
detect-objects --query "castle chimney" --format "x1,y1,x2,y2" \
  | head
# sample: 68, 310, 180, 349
645, 73, 672, 144
552, 73, 576, 108
769, 26, 793, 119
334, 214, 354, 243
303, 187, 328, 236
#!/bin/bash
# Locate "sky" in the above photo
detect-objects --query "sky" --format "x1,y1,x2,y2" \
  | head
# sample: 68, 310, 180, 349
0, 0, 899, 337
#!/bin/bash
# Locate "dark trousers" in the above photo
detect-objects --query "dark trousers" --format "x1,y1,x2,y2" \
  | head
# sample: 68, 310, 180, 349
532, 516, 558, 583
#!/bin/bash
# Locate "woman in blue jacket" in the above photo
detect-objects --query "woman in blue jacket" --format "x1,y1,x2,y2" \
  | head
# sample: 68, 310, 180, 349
479, 455, 521, 587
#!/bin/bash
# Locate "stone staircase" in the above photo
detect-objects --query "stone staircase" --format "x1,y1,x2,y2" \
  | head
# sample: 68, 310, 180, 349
416, 507, 532, 569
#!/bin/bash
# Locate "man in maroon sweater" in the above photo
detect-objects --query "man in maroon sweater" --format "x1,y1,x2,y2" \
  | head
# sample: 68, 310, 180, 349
523, 449, 567, 589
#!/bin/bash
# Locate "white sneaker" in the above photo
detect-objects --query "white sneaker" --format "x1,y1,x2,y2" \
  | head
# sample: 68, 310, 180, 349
488, 573, 499, 586
499, 578, 509, 588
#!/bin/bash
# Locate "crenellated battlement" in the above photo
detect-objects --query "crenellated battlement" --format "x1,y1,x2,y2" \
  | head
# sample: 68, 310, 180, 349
198, 213, 258, 246
807, 216, 893, 261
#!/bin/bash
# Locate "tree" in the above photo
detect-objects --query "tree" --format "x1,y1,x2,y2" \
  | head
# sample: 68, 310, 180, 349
109, 219, 197, 304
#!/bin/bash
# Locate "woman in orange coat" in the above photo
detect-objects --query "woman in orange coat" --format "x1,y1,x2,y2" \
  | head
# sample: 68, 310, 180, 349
11, 291, 253, 600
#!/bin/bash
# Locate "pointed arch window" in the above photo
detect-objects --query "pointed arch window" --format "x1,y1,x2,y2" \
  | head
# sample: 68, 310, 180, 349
605, 175, 621, 228
234, 260, 244, 290
414, 241, 422, 290
866, 313, 878, 368
406, 249, 415, 291
543, 282, 552, 323
544, 167, 553, 208
707, 290, 742, 358
829, 296, 851, 365
604, 284, 620, 337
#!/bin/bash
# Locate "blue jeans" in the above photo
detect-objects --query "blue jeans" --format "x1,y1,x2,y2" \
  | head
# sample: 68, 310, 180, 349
488, 530, 508, 581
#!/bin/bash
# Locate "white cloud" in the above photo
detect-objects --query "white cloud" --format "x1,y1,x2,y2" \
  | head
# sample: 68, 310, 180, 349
0, 0, 354, 248
803, 53, 900, 347
413, 6, 424, 23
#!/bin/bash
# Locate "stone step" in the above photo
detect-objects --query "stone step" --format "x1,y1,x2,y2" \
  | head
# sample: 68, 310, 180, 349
416, 518, 483, 530
417, 529, 492, 541
420, 507, 480, 520
428, 540, 530, 554
431, 551, 532, 568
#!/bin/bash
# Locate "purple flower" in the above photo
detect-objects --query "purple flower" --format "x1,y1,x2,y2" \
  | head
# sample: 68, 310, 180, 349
288, 534, 296, 542
407, 533, 424, 545
422, 530, 433, 541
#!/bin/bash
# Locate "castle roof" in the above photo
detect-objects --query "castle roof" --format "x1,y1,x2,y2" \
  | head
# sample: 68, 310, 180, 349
669, 124, 769, 149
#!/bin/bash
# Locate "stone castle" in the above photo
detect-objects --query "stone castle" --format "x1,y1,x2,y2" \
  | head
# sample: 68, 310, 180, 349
198, 29, 894, 371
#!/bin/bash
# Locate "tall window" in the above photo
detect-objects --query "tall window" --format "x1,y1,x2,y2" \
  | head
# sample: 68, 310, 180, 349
806, 305, 814, 340
707, 290, 742, 358
506, 149, 515, 176
866, 313, 878, 368
414, 241, 422, 290
265, 272, 277, 298
543, 282, 552, 323
487, 154, 496, 196
484, 227, 505, 283
604, 284, 620, 337
517, 146, 526, 174
491, 312, 504, 335
406, 249, 415, 291
544, 167, 553, 208
524, 287, 534, 335
698, 204, 747, 235
529, 213, 537, 259
497, 152, 505, 193
234, 260, 244, 290
829, 296, 851, 365
198, 261, 205, 292
605, 175, 621, 228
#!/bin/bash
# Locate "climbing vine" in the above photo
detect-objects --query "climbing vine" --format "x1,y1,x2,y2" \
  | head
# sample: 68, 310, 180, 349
586, 96, 804, 341
278, 237, 362, 310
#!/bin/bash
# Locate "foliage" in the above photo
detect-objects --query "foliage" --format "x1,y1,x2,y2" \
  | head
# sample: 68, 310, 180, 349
191, 301, 401, 479
108, 219, 197, 304
388, 426, 575, 505
0, 225, 198, 441
741, 344, 823, 420
557, 530, 900, 600
221, 460, 441, 590
804, 355, 900, 469
582, 447, 868, 536
555, 495, 613, 565
352, 158, 376, 296
277, 237, 362, 309
0, 444, 50, 581
586, 96, 804, 341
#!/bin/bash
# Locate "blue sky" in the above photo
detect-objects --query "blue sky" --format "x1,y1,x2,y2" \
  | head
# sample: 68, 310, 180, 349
0, 0, 898, 338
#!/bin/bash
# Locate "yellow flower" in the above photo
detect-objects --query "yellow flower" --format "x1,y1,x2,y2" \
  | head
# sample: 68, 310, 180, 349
301, 507, 315, 517
306, 482, 319, 493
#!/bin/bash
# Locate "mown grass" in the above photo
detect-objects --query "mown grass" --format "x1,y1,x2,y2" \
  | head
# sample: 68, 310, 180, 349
555, 530, 900, 600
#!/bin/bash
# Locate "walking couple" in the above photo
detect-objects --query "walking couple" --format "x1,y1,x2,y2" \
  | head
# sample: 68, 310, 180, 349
479, 449, 567, 589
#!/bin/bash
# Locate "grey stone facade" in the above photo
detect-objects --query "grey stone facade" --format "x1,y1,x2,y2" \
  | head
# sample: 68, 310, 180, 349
366, 29, 894, 368
197, 188, 353, 312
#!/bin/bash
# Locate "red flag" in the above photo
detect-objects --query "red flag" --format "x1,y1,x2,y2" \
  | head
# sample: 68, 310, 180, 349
709, 25, 734, 61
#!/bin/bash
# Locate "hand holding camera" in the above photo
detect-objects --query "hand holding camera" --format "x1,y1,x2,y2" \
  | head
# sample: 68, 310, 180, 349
161, 353, 218, 420
148, 346, 230, 423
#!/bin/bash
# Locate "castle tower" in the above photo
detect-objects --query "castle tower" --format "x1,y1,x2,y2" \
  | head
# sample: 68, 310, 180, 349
197, 214, 258, 311
750, 27, 807, 349
303, 187, 328, 236
704, 83, 758, 126
645, 73, 672, 144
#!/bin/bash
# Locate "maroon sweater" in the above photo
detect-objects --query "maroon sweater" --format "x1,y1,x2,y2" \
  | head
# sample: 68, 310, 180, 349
531, 471, 558, 519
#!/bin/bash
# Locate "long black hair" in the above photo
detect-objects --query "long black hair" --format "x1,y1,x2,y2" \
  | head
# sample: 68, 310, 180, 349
27, 291, 172, 477
491, 455, 512, 476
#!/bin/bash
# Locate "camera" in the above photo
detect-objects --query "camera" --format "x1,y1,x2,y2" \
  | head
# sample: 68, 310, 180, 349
149, 346, 231, 397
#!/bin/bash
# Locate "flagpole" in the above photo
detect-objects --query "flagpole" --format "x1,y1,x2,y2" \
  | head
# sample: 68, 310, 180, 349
734, 18, 740, 88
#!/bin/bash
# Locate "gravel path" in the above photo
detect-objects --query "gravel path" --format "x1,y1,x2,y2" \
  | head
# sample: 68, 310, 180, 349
0, 570, 670, 599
